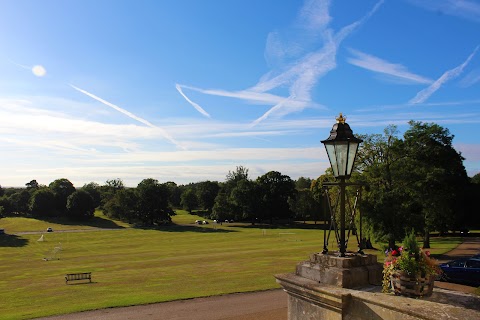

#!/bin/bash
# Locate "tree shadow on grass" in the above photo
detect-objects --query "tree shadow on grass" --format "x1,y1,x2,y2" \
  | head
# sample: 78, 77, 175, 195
134, 224, 237, 233
41, 215, 126, 229
231, 222, 328, 230
0, 234, 29, 247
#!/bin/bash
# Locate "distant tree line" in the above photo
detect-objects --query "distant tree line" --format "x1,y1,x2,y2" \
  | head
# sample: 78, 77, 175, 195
1, 120, 479, 245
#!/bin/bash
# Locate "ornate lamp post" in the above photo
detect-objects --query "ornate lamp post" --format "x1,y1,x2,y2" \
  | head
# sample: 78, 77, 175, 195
321, 113, 363, 257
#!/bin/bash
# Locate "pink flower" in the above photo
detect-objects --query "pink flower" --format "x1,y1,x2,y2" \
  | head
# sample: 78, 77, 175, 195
425, 251, 430, 257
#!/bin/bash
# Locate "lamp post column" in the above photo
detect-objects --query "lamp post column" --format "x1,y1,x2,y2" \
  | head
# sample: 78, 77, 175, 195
340, 177, 346, 257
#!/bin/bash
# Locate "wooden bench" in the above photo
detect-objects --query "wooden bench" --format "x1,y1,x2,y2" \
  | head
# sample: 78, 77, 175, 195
65, 272, 92, 284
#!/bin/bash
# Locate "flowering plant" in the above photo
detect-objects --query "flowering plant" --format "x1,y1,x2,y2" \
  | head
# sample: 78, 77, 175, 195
382, 232, 441, 293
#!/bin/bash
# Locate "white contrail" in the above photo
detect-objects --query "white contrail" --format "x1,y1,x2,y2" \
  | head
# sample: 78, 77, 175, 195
70, 84, 184, 149
409, 46, 479, 104
347, 49, 433, 84
175, 84, 211, 118
250, 0, 384, 126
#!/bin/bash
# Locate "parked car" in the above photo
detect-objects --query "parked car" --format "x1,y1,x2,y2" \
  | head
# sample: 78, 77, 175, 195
46, 227, 53, 232
439, 255, 480, 286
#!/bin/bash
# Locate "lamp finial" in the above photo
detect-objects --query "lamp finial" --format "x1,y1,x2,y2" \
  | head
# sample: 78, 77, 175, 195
336, 113, 346, 124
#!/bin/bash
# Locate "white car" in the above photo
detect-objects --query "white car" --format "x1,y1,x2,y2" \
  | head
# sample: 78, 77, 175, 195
46, 227, 53, 232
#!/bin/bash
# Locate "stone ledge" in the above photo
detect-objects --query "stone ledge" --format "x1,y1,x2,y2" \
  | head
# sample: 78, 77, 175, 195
275, 273, 480, 320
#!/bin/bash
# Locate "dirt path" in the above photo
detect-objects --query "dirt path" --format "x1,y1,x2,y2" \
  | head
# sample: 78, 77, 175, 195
36, 238, 480, 320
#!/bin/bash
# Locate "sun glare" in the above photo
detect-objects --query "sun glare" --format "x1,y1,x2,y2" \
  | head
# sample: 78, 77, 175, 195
32, 65, 46, 77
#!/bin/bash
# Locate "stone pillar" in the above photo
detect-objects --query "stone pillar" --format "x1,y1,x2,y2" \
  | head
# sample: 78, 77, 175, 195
295, 252, 382, 288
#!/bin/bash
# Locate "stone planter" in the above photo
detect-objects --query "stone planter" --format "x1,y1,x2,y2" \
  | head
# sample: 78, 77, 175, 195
390, 270, 434, 297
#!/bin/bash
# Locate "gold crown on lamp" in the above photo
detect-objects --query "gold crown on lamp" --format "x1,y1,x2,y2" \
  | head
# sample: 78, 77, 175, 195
336, 113, 346, 124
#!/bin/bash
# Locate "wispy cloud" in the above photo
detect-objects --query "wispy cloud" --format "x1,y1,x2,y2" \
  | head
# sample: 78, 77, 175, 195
347, 48, 433, 84
409, 46, 479, 104
70, 84, 183, 149
407, 0, 480, 23
460, 68, 480, 87
175, 0, 383, 127
175, 84, 211, 118
249, 0, 384, 125
176, 84, 311, 108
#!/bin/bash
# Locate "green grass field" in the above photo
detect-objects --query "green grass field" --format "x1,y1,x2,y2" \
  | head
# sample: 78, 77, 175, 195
0, 211, 462, 320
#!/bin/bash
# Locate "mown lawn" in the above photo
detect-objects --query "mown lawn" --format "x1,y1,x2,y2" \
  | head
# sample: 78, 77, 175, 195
0, 211, 462, 320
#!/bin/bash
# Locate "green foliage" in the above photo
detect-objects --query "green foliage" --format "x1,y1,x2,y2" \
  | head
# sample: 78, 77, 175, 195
256, 171, 296, 222
135, 178, 173, 225
180, 188, 198, 214
66, 190, 95, 220
471, 173, 480, 184
295, 177, 313, 190
29, 188, 56, 217
81, 182, 102, 208
211, 191, 231, 221
9, 190, 31, 214
403, 230, 420, 255
358, 122, 468, 246
49, 178, 76, 214
195, 181, 220, 213
103, 188, 138, 222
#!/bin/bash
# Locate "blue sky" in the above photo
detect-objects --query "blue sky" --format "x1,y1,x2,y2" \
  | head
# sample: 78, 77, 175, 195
0, 0, 479, 187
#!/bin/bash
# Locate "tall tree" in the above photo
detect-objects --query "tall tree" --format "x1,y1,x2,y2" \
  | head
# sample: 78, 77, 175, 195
196, 181, 220, 213
66, 190, 95, 220
401, 121, 468, 247
295, 177, 313, 190
356, 125, 415, 248
288, 189, 319, 223
180, 188, 198, 214
49, 178, 76, 215
211, 191, 232, 222
256, 171, 296, 223
25, 180, 39, 190
135, 179, 173, 225
230, 179, 261, 223
103, 188, 138, 222
81, 182, 102, 208
8, 190, 31, 214
29, 188, 56, 217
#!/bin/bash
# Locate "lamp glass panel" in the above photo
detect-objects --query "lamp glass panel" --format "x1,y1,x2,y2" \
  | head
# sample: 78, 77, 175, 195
324, 144, 338, 177
335, 142, 348, 177
346, 141, 359, 176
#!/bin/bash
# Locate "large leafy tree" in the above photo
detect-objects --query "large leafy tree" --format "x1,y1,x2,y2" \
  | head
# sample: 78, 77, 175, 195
25, 180, 39, 190
100, 178, 125, 208
288, 189, 320, 224
400, 121, 468, 247
356, 125, 417, 247
49, 178, 76, 215
136, 179, 173, 225
357, 122, 468, 248
103, 188, 138, 222
66, 190, 95, 220
230, 179, 261, 223
81, 182, 102, 208
8, 190, 31, 214
211, 191, 232, 222
181, 188, 198, 214
256, 171, 296, 223
196, 181, 220, 213
29, 188, 56, 217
